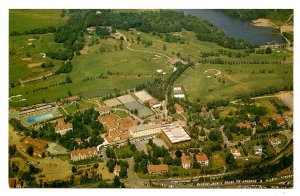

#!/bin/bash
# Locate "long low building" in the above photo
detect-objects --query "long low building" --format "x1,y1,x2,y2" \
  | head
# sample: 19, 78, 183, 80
70, 147, 97, 162
129, 124, 162, 138
161, 123, 191, 145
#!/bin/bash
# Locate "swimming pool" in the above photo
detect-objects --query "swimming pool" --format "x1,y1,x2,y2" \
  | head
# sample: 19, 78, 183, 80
27, 113, 54, 123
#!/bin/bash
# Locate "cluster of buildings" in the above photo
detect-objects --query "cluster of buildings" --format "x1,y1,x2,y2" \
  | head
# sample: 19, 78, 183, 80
99, 113, 137, 143
19, 137, 48, 158
19, 103, 53, 115
147, 152, 210, 175
56, 96, 80, 106
259, 113, 286, 127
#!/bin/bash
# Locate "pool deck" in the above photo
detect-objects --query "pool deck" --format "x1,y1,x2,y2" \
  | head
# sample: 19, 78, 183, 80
19, 106, 62, 127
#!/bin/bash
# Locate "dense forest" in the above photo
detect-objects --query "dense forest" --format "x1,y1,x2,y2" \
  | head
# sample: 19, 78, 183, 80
221, 9, 293, 22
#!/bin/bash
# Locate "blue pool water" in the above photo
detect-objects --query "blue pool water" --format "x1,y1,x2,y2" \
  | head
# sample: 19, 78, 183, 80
27, 113, 54, 123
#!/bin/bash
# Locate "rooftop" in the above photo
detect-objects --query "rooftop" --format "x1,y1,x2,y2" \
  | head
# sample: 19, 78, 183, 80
270, 137, 281, 143
181, 154, 191, 164
70, 147, 97, 156
134, 90, 154, 103
129, 124, 161, 133
236, 122, 251, 129
55, 118, 73, 132
272, 114, 285, 125
196, 153, 208, 162
162, 124, 191, 144
147, 164, 168, 173
174, 103, 184, 113
114, 165, 121, 172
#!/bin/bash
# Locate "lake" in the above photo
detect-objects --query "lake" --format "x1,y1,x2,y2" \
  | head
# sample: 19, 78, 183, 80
179, 9, 284, 45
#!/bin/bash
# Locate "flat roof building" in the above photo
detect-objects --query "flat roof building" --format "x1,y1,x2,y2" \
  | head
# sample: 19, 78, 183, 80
173, 86, 185, 99
162, 123, 191, 145
129, 124, 161, 138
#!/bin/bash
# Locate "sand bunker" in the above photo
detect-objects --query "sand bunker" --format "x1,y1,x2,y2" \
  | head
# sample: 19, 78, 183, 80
251, 18, 277, 28
28, 62, 42, 68
281, 25, 293, 33
21, 57, 32, 61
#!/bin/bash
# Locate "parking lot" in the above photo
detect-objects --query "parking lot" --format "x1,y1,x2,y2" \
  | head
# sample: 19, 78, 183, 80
131, 136, 169, 154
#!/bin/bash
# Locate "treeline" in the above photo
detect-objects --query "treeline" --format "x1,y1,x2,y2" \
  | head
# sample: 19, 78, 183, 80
83, 9, 252, 49
51, 11, 85, 61
221, 9, 293, 22
237, 85, 293, 99
223, 153, 293, 181
55, 61, 73, 74
136, 78, 166, 101
198, 58, 284, 65
10, 26, 56, 36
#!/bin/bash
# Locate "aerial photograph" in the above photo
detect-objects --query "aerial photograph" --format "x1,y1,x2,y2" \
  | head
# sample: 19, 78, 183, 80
8, 9, 293, 188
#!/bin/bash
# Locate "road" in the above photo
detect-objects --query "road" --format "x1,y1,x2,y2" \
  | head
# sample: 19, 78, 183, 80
123, 157, 146, 188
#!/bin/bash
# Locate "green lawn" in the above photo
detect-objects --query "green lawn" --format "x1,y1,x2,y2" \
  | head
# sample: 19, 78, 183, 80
10, 35, 171, 106
9, 9, 68, 33
231, 133, 249, 142
255, 98, 278, 115
115, 145, 133, 159
64, 104, 78, 114
115, 110, 129, 118
9, 34, 65, 83
175, 63, 293, 103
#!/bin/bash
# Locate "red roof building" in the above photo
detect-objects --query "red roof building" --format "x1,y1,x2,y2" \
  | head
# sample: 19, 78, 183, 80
196, 153, 209, 166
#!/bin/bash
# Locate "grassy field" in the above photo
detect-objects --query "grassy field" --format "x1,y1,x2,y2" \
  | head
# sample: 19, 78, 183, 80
115, 110, 129, 118
9, 9, 68, 33
175, 63, 293, 103
9, 12, 293, 107
9, 34, 171, 105
9, 33, 65, 83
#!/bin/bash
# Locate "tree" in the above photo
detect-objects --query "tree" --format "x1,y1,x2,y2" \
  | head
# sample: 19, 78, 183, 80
208, 130, 222, 142
27, 146, 34, 156
72, 165, 77, 173
175, 150, 182, 158
93, 163, 99, 169
265, 47, 272, 54
163, 44, 167, 51
200, 129, 206, 136
113, 176, 121, 188
65, 76, 72, 83
9, 145, 17, 156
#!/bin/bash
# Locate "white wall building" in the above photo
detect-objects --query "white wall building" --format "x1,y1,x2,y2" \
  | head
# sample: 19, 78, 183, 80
129, 124, 161, 138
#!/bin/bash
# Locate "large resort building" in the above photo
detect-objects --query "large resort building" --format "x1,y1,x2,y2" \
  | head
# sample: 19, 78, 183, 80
55, 118, 73, 135
129, 124, 161, 138
70, 147, 98, 162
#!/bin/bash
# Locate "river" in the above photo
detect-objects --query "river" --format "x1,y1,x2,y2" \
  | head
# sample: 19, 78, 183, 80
179, 9, 284, 45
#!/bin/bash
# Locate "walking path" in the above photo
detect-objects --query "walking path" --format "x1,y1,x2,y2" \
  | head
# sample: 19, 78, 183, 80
118, 31, 177, 72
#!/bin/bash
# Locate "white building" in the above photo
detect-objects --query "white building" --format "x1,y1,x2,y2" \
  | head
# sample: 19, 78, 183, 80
161, 123, 191, 145
230, 148, 241, 158
173, 86, 185, 99
129, 124, 161, 138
